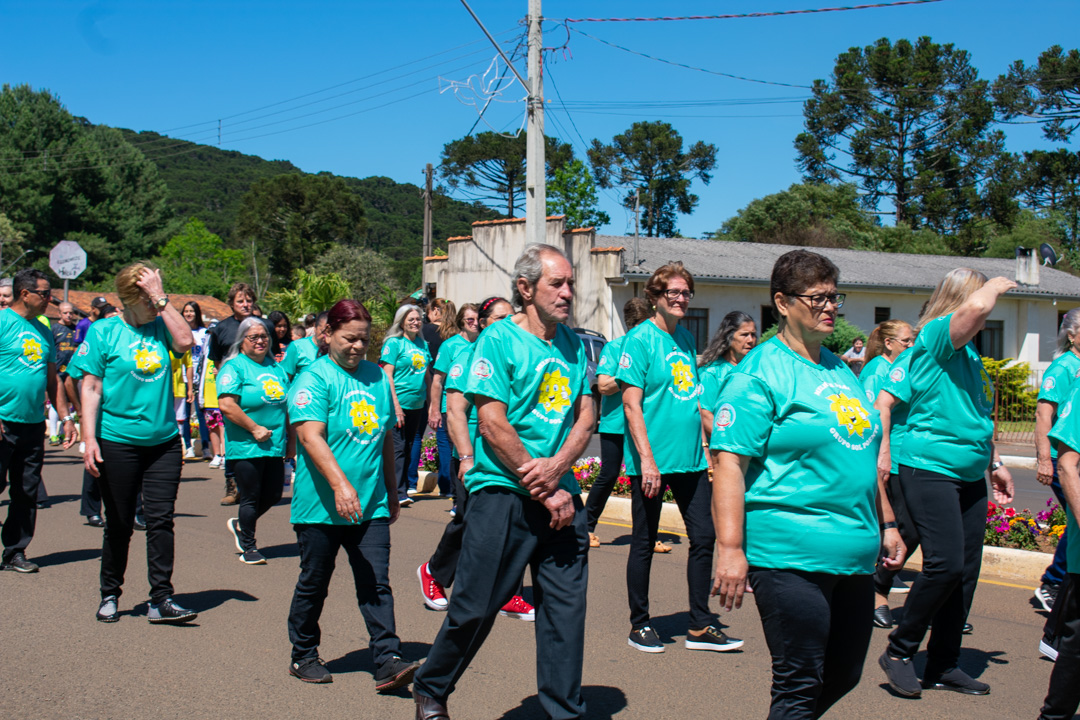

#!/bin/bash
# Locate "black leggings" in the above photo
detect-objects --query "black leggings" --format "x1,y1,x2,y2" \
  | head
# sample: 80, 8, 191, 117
1040, 573, 1080, 720
584, 433, 623, 532
233, 456, 285, 551
872, 472, 920, 597
392, 408, 425, 501
887, 465, 986, 673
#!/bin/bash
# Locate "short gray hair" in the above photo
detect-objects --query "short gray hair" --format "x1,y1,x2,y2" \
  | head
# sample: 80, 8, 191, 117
1057, 308, 1080, 358
0, 277, 11, 288
511, 243, 568, 309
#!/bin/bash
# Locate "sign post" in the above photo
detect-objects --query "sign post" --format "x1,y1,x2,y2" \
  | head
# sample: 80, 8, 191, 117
49, 240, 87, 303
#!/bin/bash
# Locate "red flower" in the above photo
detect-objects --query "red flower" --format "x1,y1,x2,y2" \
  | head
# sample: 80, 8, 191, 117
1005, 507, 1016, 517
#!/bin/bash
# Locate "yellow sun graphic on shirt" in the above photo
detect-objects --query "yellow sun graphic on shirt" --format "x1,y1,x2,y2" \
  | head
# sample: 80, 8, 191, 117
671, 359, 695, 393
979, 365, 994, 405
827, 393, 872, 438
537, 369, 572, 414
350, 399, 380, 435
262, 378, 285, 400
134, 347, 162, 374
411, 353, 426, 371
22, 337, 42, 363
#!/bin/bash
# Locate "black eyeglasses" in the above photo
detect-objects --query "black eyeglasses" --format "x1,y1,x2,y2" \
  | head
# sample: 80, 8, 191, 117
244, 334, 270, 343
789, 293, 845, 310
663, 289, 694, 301
27, 289, 52, 299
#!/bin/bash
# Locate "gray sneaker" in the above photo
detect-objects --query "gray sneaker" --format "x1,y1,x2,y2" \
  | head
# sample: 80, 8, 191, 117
879, 651, 921, 697
97, 595, 119, 623
147, 597, 198, 624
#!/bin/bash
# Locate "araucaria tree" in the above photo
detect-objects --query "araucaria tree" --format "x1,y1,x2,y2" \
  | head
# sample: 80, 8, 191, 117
795, 37, 1004, 234
994, 45, 1080, 143
439, 131, 573, 217
588, 121, 716, 238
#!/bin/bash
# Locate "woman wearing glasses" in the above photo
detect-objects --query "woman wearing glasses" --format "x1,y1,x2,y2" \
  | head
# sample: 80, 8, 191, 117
860, 320, 917, 629
427, 303, 480, 494
217, 318, 289, 565
711, 249, 904, 717
879, 269, 1016, 698
616, 262, 743, 654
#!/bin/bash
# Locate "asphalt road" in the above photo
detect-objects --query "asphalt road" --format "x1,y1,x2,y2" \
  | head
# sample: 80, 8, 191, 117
0, 445, 1064, 719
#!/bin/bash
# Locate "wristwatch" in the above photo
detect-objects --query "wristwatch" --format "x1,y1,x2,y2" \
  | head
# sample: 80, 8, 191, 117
153, 295, 169, 311
989, 460, 1004, 472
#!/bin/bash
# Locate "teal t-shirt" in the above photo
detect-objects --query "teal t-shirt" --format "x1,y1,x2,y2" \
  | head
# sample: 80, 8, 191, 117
287, 356, 393, 525
0, 309, 56, 424
379, 335, 431, 410
433, 334, 472, 414
596, 336, 627, 435
464, 319, 589, 496
279, 336, 318, 379
1046, 392, 1080, 574
613, 320, 707, 476
217, 353, 289, 460
874, 351, 914, 475
700, 359, 736, 419
895, 313, 994, 481
445, 343, 477, 460
710, 337, 882, 574
1038, 351, 1080, 460
77, 316, 178, 447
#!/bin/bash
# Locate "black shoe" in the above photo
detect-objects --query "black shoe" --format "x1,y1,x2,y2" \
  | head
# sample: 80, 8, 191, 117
289, 656, 332, 683
684, 625, 744, 652
879, 651, 922, 698
1036, 582, 1060, 612
86, 515, 105, 528
923, 667, 990, 695
414, 689, 450, 719
628, 625, 665, 653
1, 552, 39, 573
374, 656, 420, 693
962, 622, 973, 635
239, 550, 267, 565
147, 597, 198, 624
873, 604, 894, 628
133, 515, 146, 532
1040, 635, 1060, 661
97, 595, 119, 623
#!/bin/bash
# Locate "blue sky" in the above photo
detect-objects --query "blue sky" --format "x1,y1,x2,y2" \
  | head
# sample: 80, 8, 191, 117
1, 0, 1075, 239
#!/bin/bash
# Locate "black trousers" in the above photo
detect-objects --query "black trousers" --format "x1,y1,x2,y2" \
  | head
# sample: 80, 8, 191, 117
82, 469, 143, 519
0, 420, 45, 561
233, 456, 284, 551
1041, 573, 1080, 720
414, 489, 589, 720
428, 456, 467, 587
98, 436, 183, 604
584, 432, 623, 532
392, 408, 425, 501
287, 519, 401, 667
626, 470, 716, 631
872, 472, 920, 597
750, 569, 874, 720
887, 465, 986, 673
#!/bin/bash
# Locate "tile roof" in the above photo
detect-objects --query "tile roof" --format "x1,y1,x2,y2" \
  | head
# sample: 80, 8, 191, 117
599, 235, 1080, 300
43, 290, 233, 321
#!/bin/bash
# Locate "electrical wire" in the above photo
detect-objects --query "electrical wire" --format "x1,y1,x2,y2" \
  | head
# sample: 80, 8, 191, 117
561, 0, 948, 23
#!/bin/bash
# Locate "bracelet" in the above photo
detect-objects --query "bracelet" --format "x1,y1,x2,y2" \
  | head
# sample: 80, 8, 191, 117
880, 521, 898, 530
460, 455, 474, 460
62, 414, 77, 423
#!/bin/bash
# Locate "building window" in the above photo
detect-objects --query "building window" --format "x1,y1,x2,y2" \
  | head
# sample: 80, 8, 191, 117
681, 308, 709, 351
761, 305, 779, 334
974, 320, 1004, 360
875, 306, 891, 325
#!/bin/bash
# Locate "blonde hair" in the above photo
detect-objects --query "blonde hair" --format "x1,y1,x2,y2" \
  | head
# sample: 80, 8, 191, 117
917, 268, 987, 331
115, 262, 156, 309
866, 319, 913, 362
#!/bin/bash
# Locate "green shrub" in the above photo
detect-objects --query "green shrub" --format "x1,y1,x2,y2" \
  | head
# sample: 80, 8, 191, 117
760, 316, 867, 355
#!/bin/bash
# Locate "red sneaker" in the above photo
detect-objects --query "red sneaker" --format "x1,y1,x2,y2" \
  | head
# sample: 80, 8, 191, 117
499, 595, 535, 622
417, 563, 448, 611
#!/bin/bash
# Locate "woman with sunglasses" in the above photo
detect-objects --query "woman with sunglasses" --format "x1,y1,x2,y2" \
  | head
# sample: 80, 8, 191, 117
616, 262, 742, 654
217, 318, 289, 565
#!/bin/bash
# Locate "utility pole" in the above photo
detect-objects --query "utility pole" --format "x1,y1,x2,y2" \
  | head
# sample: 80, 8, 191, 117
633, 189, 640, 267
525, 0, 546, 247
422, 163, 433, 261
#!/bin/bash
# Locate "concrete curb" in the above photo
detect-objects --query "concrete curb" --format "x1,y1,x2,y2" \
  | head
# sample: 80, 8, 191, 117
589, 495, 1048, 587
1001, 454, 1037, 470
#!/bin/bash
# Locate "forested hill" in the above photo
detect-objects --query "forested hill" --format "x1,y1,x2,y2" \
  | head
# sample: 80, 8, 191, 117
119, 129, 501, 287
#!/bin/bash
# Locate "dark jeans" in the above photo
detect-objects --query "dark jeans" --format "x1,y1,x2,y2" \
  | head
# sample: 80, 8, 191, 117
873, 472, 920, 598
428, 456, 467, 588
287, 519, 401, 667
1043, 458, 1069, 586
435, 421, 453, 495
887, 466, 987, 673
98, 436, 183, 604
414, 489, 589, 720
233, 456, 284, 552
1040, 573, 1080, 720
81, 469, 143, 520
0, 420, 45, 561
1045, 575, 1075, 642
393, 408, 425, 500
585, 433, 623, 532
626, 470, 716, 631
750, 569, 874, 720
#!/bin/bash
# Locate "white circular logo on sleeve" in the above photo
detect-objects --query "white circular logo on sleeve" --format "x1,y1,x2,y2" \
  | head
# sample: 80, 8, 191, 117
449, 363, 463, 380
472, 358, 492, 379
715, 403, 736, 431
219, 372, 234, 387
293, 389, 311, 408
889, 367, 905, 383
618, 353, 632, 369
1044, 377, 1056, 391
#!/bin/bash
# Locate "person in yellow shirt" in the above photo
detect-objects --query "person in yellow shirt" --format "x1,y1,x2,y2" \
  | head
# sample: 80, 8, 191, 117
170, 350, 194, 457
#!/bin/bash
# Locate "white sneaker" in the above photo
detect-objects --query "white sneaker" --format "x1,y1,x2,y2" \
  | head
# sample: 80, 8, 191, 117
209, 455, 224, 468
184, 447, 196, 459
406, 488, 419, 497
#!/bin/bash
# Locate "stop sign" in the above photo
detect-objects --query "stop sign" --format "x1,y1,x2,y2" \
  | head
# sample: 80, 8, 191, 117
49, 240, 87, 280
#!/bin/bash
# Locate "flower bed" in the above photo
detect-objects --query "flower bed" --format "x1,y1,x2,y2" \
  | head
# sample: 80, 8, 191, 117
985, 499, 1066, 553
573, 456, 675, 503
419, 433, 438, 472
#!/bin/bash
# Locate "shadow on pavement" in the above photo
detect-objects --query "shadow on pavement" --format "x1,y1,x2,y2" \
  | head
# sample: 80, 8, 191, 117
39, 493, 80, 506
500, 685, 628, 719
604, 531, 683, 548
906, 646, 1008, 680
175, 588, 258, 612
326, 640, 432, 678
34, 547, 101, 567
260, 542, 299, 559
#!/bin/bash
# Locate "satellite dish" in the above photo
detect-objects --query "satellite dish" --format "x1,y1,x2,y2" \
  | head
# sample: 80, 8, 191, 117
1041, 243, 1059, 267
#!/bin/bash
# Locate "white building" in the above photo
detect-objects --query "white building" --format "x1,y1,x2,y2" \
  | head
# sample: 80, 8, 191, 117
423, 216, 1080, 369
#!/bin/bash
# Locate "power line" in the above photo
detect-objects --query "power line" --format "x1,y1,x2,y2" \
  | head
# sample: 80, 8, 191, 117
561, 0, 948, 23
